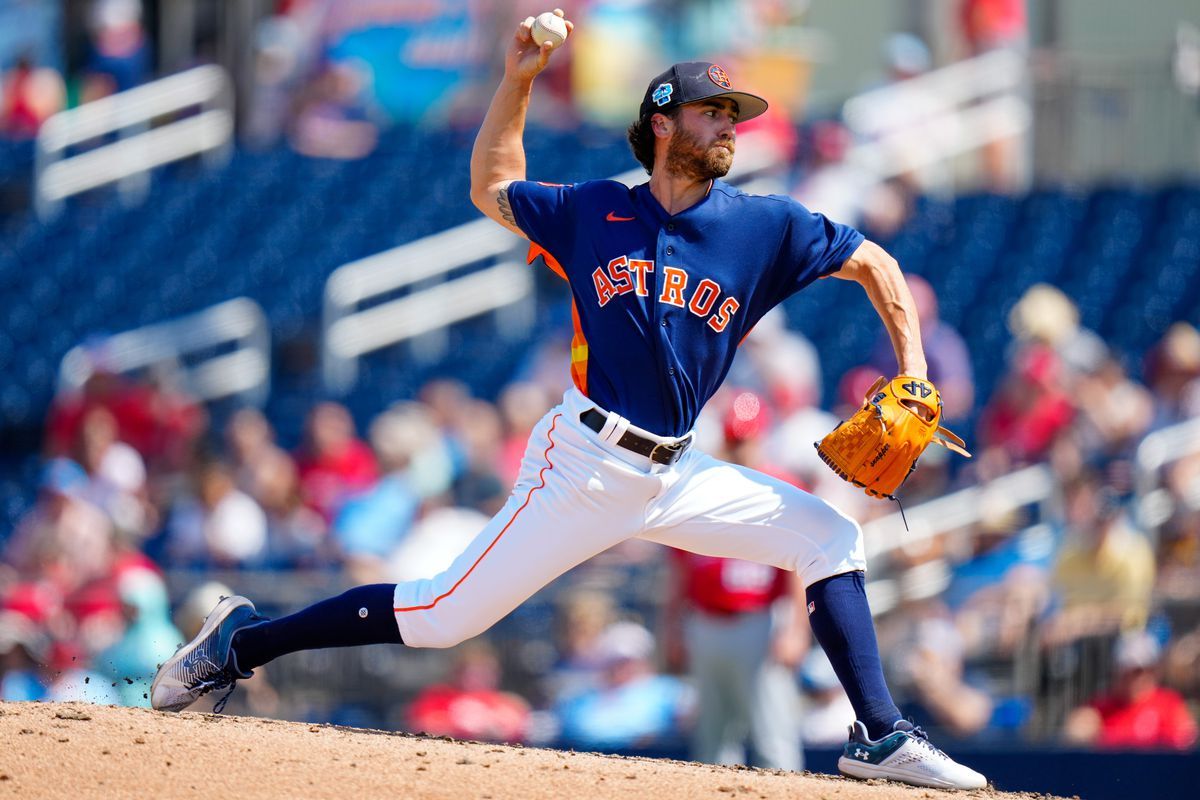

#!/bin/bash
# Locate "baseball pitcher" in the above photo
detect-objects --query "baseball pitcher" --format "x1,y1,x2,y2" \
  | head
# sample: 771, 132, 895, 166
152, 9, 984, 790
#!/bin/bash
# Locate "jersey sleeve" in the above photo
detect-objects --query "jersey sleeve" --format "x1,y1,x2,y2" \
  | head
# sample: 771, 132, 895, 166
506, 180, 577, 256
776, 200, 865, 294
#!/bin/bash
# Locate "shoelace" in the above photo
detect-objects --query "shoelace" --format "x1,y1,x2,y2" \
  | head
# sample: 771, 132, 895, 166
212, 683, 237, 714
194, 670, 239, 714
903, 723, 950, 760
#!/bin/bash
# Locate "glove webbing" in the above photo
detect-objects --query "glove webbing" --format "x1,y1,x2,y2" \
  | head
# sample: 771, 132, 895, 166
815, 438, 860, 487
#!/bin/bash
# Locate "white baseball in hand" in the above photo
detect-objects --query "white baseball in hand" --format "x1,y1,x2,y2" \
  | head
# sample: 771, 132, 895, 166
531, 12, 568, 49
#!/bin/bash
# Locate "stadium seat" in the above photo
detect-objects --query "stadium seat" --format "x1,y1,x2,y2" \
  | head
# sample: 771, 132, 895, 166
0, 127, 1198, 538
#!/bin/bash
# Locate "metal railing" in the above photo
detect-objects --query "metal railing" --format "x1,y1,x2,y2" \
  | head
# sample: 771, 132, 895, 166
320, 131, 789, 395
861, 464, 1056, 614
842, 48, 1032, 189
322, 220, 532, 393
58, 297, 270, 406
858, 412, 1200, 615
1134, 416, 1200, 538
839, 45, 1200, 189
862, 464, 1055, 562
35, 64, 234, 219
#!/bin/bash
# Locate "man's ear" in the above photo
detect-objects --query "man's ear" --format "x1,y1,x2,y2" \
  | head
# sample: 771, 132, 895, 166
651, 112, 673, 138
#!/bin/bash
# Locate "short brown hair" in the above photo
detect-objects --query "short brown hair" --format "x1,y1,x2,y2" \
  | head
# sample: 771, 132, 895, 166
626, 109, 676, 175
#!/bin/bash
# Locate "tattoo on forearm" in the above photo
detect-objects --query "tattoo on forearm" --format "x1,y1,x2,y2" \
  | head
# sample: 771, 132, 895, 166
497, 186, 515, 225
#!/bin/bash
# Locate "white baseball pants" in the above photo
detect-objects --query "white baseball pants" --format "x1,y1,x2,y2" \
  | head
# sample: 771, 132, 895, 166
392, 388, 866, 648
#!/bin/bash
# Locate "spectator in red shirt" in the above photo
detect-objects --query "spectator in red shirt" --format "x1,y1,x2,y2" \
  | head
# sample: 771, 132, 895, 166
0, 54, 64, 139
295, 402, 379, 522
958, 0, 1028, 192
716, 389, 799, 487
662, 392, 809, 770
978, 344, 1075, 465
406, 639, 530, 743
1063, 631, 1199, 750
47, 369, 157, 461
5, 459, 116, 595
46, 357, 206, 473
960, 0, 1026, 54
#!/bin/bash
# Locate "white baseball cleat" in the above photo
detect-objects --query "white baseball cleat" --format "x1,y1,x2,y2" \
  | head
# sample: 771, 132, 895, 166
838, 719, 988, 790
150, 595, 264, 713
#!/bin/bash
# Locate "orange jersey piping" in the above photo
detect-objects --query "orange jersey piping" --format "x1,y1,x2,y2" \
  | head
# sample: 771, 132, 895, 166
527, 243, 589, 396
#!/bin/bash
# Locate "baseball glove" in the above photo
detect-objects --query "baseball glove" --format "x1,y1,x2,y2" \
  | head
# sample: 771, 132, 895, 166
815, 376, 971, 500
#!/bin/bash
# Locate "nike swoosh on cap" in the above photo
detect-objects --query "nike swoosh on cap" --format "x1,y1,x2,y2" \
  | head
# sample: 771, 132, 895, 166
606, 212, 636, 222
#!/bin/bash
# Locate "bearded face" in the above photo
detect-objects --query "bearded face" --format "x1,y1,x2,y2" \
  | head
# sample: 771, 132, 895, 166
663, 119, 734, 180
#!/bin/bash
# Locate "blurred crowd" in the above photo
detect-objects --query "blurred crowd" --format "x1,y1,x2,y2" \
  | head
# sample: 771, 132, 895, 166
3, 274, 1199, 759
4, 0, 802, 144
1, 0, 1196, 767
1, 0, 150, 140
3, 0, 1026, 190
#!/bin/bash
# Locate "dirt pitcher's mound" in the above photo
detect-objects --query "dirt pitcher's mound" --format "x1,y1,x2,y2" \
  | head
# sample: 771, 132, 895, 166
0, 701, 1065, 800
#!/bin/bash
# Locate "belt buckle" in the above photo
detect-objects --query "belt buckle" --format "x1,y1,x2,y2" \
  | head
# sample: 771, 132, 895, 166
649, 434, 692, 465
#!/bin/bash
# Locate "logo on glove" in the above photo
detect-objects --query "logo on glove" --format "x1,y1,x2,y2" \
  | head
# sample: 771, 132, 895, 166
868, 444, 891, 467
815, 376, 969, 502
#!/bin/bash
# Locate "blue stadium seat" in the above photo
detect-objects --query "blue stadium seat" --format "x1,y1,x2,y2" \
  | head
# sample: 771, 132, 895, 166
1, 123, 1198, 495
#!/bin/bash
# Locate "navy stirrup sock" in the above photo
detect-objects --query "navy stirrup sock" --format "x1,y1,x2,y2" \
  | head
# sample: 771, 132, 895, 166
231, 584, 403, 673
805, 571, 902, 740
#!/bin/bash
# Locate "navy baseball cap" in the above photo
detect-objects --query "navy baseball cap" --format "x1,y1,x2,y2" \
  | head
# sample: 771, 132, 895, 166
638, 61, 768, 123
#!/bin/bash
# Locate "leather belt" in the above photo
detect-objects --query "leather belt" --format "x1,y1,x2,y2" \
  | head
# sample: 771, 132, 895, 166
580, 408, 692, 466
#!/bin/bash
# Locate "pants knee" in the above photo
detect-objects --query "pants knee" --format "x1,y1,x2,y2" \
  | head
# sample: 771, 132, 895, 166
413, 631, 463, 650
802, 507, 865, 585
829, 513, 864, 565
404, 612, 488, 649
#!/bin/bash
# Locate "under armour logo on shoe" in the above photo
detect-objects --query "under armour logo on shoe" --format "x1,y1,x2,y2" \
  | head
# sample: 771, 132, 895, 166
854, 747, 870, 761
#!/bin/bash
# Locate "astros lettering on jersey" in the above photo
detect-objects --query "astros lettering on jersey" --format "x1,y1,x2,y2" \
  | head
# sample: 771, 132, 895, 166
511, 179, 863, 438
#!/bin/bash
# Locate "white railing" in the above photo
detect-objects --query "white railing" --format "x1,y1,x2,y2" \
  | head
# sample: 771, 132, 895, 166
321, 131, 788, 394
861, 464, 1055, 614
861, 463, 1055, 561
842, 48, 1031, 188
859, 413, 1200, 614
35, 65, 234, 219
58, 297, 270, 406
1134, 416, 1200, 534
322, 221, 532, 393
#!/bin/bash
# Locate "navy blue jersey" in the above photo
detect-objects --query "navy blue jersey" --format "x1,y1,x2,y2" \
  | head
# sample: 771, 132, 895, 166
508, 178, 863, 437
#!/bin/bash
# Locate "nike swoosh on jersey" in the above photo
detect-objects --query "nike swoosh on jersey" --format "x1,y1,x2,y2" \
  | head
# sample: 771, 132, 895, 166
606, 212, 636, 222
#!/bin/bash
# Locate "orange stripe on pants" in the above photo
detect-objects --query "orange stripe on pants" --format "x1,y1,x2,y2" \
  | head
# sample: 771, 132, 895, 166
393, 413, 562, 613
